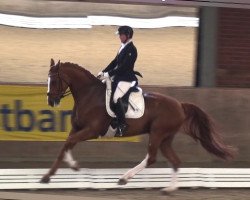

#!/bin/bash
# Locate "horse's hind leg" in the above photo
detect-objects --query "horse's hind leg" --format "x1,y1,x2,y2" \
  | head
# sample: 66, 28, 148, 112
118, 132, 162, 185
61, 129, 80, 171
63, 143, 80, 171
160, 136, 181, 193
118, 154, 149, 185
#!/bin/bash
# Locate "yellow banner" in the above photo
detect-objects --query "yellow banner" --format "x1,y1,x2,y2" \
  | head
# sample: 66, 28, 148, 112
0, 85, 139, 142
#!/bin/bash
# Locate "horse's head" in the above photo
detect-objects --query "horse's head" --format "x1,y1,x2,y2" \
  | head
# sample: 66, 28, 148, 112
47, 59, 69, 107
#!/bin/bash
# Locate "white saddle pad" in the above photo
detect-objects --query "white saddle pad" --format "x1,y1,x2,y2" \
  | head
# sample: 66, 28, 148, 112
105, 78, 145, 119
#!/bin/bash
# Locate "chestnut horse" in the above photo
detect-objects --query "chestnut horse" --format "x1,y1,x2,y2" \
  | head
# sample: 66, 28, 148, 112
41, 59, 234, 192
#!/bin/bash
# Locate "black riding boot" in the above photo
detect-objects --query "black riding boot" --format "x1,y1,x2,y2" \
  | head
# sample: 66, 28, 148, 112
114, 98, 128, 137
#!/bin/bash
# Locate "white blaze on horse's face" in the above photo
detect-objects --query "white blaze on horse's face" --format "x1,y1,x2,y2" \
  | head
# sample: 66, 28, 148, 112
47, 77, 51, 104
47, 77, 51, 93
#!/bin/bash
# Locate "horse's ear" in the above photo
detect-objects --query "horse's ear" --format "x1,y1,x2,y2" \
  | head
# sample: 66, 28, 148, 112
58, 60, 61, 65
50, 58, 55, 67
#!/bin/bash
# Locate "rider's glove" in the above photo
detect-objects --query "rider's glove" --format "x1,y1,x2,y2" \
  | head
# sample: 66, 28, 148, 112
103, 72, 109, 78
97, 71, 104, 77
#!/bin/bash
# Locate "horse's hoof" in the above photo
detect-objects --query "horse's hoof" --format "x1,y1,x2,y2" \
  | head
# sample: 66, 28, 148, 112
40, 176, 51, 184
161, 187, 178, 195
118, 178, 128, 185
161, 189, 171, 195
71, 162, 80, 171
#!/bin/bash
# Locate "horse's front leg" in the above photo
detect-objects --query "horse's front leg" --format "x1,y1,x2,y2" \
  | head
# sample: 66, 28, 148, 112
40, 142, 69, 183
40, 128, 98, 183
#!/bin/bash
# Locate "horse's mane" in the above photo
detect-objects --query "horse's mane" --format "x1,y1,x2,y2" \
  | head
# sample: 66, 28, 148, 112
61, 62, 100, 83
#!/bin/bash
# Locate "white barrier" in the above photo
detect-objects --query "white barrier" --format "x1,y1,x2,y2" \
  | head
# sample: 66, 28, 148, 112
0, 13, 199, 29
0, 168, 250, 190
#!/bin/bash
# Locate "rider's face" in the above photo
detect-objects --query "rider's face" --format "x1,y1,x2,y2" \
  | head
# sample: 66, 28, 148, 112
119, 34, 128, 43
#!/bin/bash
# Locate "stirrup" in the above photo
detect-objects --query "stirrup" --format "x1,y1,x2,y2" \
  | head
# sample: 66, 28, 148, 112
115, 123, 128, 137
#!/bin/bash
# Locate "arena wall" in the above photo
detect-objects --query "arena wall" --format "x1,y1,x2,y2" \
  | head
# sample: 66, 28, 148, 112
0, 86, 249, 168
217, 7, 250, 87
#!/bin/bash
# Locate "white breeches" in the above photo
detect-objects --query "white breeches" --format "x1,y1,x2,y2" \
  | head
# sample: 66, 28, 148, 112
113, 81, 136, 103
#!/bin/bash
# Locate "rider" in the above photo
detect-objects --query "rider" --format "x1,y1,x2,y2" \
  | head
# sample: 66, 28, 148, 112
98, 25, 140, 136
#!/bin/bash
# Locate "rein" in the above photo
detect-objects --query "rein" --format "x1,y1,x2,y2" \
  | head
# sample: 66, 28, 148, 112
61, 90, 71, 98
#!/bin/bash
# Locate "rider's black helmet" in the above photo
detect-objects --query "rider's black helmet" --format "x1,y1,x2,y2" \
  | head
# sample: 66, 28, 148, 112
117, 26, 133, 39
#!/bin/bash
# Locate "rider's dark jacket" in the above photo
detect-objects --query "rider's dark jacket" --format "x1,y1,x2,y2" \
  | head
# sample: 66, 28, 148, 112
103, 41, 138, 83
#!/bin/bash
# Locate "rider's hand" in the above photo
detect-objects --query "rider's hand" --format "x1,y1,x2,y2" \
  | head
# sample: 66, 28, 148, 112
97, 71, 104, 80
97, 71, 109, 81
103, 72, 109, 78
97, 71, 103, 77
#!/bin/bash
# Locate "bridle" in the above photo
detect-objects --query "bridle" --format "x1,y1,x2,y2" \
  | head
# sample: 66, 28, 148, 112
47, 65, 71, 99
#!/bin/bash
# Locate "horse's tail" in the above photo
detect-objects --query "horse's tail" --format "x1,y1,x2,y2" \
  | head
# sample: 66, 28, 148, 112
181, 103, 236, 160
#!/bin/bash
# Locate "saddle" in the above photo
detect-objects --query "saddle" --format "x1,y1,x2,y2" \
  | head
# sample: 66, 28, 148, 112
105, 78, 145, 119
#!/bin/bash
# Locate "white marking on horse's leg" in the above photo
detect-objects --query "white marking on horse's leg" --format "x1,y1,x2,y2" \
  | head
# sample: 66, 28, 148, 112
63, 150, 78, 169
119, 154, 149, 183
161, 169, 179, 193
